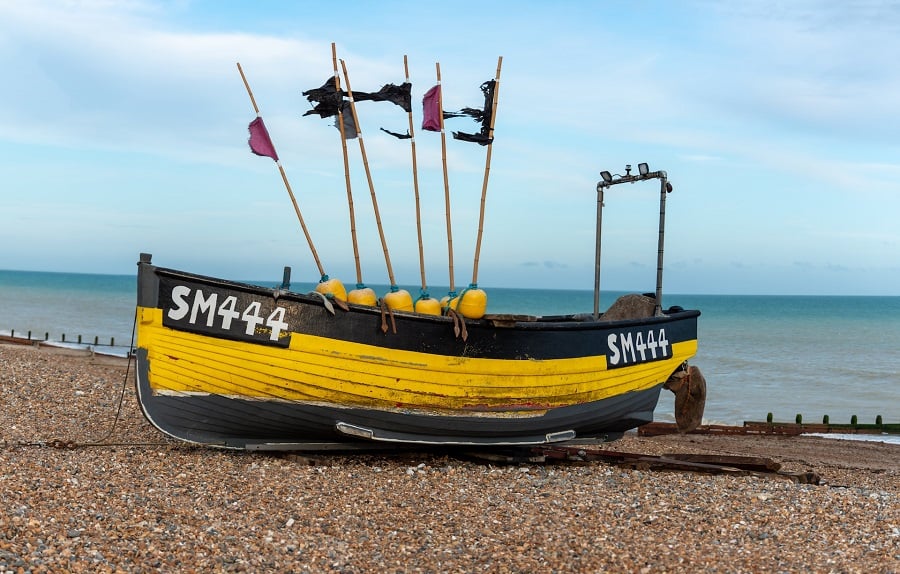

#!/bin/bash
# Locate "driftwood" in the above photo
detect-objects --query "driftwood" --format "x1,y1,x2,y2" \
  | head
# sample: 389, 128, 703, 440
532, 445, 820, 484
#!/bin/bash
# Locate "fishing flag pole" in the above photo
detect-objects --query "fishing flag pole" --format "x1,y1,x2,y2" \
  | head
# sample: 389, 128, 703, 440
448, 58, 503, 320
403, 56, 440, 316
327, 44, 372, 304
469, 56, 503, 287
339, 59, 413, 311
236, 62, 337, 293
434, 63, 457, 302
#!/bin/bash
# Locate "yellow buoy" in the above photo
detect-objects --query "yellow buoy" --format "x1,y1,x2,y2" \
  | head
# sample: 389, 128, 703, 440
440, 294, 454, 313
348, 286, 377, 306
415, 297, 442, 316
383, 287, 414, 312
315, 277, 347, 302
450, 287, 487, 319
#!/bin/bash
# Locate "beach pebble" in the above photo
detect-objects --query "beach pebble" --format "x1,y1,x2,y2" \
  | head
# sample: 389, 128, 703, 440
1, 344, 898, 572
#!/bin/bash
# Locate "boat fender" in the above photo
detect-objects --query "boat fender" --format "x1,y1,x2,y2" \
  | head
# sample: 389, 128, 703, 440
664, 363, 707, 433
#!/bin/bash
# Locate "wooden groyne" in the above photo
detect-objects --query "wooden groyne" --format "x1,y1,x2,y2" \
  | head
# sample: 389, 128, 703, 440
640, 416, 899, 437
0, 331, 127, 350
0, 331, 134, 356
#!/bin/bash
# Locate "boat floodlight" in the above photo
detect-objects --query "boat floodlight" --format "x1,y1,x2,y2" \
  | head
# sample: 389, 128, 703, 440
638, 162, 649, 176
600, 171, 613, 183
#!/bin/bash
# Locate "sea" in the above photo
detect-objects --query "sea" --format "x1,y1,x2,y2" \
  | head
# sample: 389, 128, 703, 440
1, 269, 898, 442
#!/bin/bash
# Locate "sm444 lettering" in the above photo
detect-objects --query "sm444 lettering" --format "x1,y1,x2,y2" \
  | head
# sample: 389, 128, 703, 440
161, 281, 292, 346
607, 329, 670, 368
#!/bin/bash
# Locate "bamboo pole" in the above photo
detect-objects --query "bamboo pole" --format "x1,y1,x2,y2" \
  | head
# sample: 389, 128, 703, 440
330, 44, 364, 286
236, 62, 326, 278
340, 58, 398, 288
405, 55, 428, 294
436, 63, 456, 295
470, 56, 502, 286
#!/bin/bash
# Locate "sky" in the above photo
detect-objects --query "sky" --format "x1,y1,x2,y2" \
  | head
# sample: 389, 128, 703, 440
1, 0, 899, 296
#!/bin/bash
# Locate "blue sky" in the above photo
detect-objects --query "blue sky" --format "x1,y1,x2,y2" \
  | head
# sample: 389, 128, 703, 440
1, 0, 898, 295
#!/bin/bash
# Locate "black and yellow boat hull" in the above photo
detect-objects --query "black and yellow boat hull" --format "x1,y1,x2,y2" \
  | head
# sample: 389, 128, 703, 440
135, 256, 700, 449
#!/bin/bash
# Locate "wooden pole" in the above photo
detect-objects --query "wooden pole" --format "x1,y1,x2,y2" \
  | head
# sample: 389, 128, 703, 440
405, 55, 428, 294
236, 62, 326, 278
470, 56, 502, 286
436, 62, 456, 295
340, 58, 398, 287
331, 44, 364, 286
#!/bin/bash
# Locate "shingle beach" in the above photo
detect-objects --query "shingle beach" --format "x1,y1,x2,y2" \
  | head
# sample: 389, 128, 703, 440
1, 343, 898, 573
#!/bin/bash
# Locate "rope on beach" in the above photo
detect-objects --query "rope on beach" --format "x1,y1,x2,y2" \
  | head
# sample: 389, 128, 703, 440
3, 309, 167, 450
76, 309, 140, 447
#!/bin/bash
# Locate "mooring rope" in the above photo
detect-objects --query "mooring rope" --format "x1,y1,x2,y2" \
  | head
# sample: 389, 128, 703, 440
77, 309, 139, 446
5, 308, 169, 450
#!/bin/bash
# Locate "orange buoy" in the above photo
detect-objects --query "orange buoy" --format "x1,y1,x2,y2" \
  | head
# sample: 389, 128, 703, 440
348, 286, 377, 306
383, 287, 413, 312
315, 276, 347, 302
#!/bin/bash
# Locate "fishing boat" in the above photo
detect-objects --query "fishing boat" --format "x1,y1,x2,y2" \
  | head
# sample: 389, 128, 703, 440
133, 165, 706, 451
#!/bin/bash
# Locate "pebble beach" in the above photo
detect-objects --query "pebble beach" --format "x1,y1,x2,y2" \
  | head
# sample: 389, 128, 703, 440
1, 343, 898, 573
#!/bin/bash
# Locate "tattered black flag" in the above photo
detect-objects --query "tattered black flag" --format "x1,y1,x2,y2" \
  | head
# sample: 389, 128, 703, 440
451, 80, 496, 146
380, 127, 411, 139
302, 77, 343, 118
353, 82, 412, 113
303, 79, 411, 138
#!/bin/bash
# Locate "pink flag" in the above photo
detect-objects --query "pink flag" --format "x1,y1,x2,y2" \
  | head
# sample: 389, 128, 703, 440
421, 84, 441, 132
248, 117, 279, 161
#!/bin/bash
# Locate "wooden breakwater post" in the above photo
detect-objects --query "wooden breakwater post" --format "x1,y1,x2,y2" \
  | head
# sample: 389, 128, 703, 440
3, 327, 120, 349
640, 413, 899, 436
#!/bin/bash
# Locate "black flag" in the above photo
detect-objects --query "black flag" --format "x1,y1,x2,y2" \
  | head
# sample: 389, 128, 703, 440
450, 80, 496, 146
303, 80, 411, 138
302, 77, 343, 118
353, 83, 412, 113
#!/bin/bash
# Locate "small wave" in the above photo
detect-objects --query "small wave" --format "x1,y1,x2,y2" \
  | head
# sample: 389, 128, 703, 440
40, 341, 133, 358
805, 433, 900, 445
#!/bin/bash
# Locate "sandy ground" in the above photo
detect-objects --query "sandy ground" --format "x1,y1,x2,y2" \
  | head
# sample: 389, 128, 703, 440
1, 343, 898, 572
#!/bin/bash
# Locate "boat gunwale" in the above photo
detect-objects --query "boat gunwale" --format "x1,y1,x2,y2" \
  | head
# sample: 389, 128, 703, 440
146, 264, 701, 331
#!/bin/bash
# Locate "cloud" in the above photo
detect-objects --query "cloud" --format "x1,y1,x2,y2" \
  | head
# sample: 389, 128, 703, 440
1, 0, 899, 295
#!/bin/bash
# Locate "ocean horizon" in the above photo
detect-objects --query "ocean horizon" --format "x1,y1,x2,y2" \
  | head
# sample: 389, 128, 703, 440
2, 268, 898, 436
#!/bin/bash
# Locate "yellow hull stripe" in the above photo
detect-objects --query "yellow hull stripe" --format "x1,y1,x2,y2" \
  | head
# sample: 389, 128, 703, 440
137, 307, 697, 412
